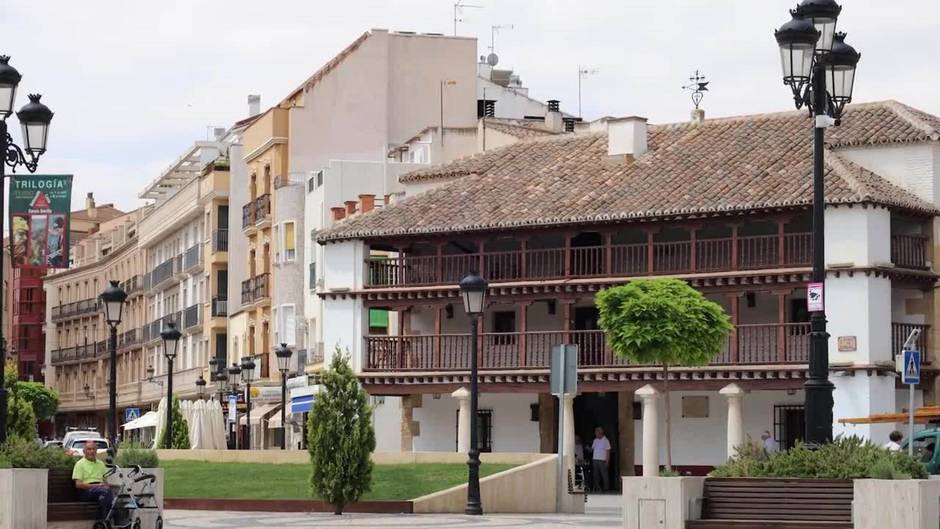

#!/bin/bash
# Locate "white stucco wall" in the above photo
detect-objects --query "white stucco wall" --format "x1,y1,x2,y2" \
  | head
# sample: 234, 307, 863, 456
410, 392, 540, 453
372, 396, 402, 452
226, 142, 250, 316
825, 206, 891, 266
832, 374, 896, 442
838, 143, 940, 206
827, 275, 892, 365
320, 297, 366, 372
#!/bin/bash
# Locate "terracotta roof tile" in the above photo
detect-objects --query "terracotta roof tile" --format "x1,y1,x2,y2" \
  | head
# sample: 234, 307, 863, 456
320, 101, 939, 243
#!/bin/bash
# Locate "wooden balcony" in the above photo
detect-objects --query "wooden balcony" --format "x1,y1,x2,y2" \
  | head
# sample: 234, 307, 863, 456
363, 323, 810, 371
891, 322, 930, 360
890, 234, 929, 269
366, 233, 813, 288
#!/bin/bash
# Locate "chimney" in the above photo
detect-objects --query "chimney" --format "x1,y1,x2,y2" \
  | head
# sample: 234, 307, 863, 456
85, 193, 97, 219
563, 117, 576, 133
213, 127, 226, 140
330, 207, 346, 222
248, 95, 261, 117
545, 99, 563, 133
344, 200, 357, 216
607, 116, 648, 159
691, 108, 705, 124
359, 194, 375, 213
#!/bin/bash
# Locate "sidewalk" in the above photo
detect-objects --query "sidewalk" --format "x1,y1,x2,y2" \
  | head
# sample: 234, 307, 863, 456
165, 494, 622, 528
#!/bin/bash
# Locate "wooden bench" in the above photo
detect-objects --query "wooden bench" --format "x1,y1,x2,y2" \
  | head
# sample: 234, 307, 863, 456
686, 478, 853, 529
47, 468, 99, 522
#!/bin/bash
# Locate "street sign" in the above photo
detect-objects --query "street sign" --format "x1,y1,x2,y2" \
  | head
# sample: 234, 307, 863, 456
902, 350, 921, 385
123, 408, 141, 423
807, 282, 824, 312
550, 344, 578, 395
228, 394, 237, 423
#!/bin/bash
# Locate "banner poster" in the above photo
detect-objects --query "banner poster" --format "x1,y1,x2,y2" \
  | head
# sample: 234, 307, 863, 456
8, 174, 73, 269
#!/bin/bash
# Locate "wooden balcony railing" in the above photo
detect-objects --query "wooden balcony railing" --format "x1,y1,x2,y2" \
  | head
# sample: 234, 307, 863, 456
366, 232, 814, 287
891, 323, 930, 359
363, 323, 811, 371
891, 234, 929, 269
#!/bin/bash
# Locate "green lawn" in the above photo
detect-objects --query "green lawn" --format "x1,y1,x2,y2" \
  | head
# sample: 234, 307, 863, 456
163, 460, 515, 501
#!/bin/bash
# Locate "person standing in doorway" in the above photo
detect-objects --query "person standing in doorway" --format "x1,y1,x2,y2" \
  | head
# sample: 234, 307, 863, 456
761, 430, 779, 453
591, 426, 611, 492
884, 431, 903, 452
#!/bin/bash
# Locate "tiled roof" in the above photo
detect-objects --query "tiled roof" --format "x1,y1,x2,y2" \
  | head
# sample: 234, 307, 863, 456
484, 119, 558, 139
319, 101, 939, 243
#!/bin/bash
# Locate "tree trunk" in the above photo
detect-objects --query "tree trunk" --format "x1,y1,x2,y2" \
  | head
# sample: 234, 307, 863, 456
334, 502, 344, 515
663, 363, 672, 471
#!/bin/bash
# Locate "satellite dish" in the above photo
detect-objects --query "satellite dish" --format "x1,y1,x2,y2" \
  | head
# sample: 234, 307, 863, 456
486, 53, 499, 66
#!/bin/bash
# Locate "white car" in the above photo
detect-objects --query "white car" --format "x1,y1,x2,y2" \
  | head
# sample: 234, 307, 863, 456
65, 437, 110, 457
62, 429, 101, 448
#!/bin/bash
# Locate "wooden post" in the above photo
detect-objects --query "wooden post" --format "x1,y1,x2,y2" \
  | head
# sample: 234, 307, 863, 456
777, 291, 788, 362
520, 237, 528, 279
777, 219, 787, 266
538, 393, 556, 453
477, 240, 485, 277
730, 225, 739, 270
605, 232, 613, 275
397, 308, 406, 368
646, 229, 655, 274
564, 233, 572, 277
563, 300, 572, 344
519, 302, 529, 367
728, 293, 740, 363
689, 225, 698, 272
434, 305, 443, 368
436, 242, 443, 283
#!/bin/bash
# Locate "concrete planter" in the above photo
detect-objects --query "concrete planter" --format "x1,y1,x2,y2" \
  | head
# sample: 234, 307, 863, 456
854, 479, 940, 529
0, 468, 48, 529
622, 476, 706, 529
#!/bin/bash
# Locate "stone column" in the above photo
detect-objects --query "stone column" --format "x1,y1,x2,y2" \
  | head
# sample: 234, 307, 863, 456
400, 394, 422, 452
636, 384, 660, 477
618, 390, 636, 476
452, 387, 470, 453
720, 383, 746, 461
561, 394, 575, 468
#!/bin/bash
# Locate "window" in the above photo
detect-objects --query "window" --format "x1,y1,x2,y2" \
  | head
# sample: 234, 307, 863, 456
284, 222, 296, 261
369, 309, 389, 335
309, 261, 317, 290
773, 405, 805, 451
456, 409, 493, 452
279, 304, 296, 346
492, 311, 516, 345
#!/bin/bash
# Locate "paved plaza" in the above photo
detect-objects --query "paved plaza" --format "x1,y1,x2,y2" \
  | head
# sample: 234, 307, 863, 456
165, 495, 622, 528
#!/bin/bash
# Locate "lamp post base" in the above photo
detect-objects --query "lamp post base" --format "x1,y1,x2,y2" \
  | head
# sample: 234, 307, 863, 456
465, 446, 483, 515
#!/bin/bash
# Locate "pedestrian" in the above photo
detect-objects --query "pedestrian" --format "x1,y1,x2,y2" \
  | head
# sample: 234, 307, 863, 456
591, 426, 611, 492
761, 430, 779, 453
72, 440, 113, 521
884, 430, 903, 452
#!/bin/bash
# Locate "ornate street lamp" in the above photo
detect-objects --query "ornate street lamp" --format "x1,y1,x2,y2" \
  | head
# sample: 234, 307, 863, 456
459, 271, 487, 515
0, 55, 53, 444
274, 343, 292, 450
774, 0, 860, 446
100, 281, 127, 448
240, 356, 256, 450
195, 375, 207, 400
160, 322, 182, 449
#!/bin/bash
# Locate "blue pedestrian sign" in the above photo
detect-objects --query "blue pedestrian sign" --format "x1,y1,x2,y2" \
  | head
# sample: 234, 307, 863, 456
124, 407, 141, 423
902, 350, 921, 385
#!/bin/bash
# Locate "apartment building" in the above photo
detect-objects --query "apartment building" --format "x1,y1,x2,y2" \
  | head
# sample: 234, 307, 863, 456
315, 101, 940, 474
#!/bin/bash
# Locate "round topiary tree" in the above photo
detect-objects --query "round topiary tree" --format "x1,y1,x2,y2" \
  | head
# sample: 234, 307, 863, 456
596, 278, 731, 470
308, 349, 375, 514
15, 381, 59, 420
6, 394, 36, 441
156, 396, 190, 449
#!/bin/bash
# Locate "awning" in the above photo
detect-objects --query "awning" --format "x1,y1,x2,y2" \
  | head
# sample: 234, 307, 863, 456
122, 411, 159, 431
238, 403, 281, 425
291, 395, 314, 415
839, 406, 940, 425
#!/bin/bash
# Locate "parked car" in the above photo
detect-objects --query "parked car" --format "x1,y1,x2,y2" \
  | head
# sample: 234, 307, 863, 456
903, 427, 939, 475
62, 428, 100, 448
65, 437, 109, 457
43, 439, 63, 449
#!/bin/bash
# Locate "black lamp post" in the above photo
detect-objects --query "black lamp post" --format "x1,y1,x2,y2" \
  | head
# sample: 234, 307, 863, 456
99, 280, 127, 448
774, 0, 860, 445
160, 322, 181, 449
274, 343, 292, 450
240, 356, 256, 450
195, 375, 207, 400
459, 271, 487, 516
227, 363, 241, 448
0, 55, 53, 444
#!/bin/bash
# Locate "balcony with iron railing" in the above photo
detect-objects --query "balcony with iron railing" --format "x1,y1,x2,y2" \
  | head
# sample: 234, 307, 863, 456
50, 343, 98, 365
242, 202, 255, 230
211, 295, 228, 317
147, 312, 182, 343
184, 304, 201, 329
255, 194, 271, 226
118, 328, 142, 350
184, 244, 203, 272
120, 274, 145, 297
213, 229, 229, 252
252, 273, 270, 301
241, 279, 253, 305
50, 298, 99, 322
150, 257, 177, 290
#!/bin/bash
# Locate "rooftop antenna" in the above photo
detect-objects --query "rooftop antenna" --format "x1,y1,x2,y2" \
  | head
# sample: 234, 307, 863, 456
453, 0, 483, 36
578, 66, 599, 118
489, 24, 513, 54
682, 69, 710, 110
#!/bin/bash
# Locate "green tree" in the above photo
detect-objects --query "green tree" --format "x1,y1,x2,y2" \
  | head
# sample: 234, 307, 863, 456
15, 382, 59, 420
3, 361, 37, 440
156, 397, 190, 449
597, 278, 731, 469
308, 350, 375, 514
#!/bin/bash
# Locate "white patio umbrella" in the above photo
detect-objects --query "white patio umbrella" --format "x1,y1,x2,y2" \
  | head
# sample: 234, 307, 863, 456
153, 397, 167, 449
210, 399, 227, 449
189, 400, 204, 449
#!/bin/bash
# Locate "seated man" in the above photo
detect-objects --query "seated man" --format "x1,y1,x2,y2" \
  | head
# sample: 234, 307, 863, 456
72, 440, 113, 520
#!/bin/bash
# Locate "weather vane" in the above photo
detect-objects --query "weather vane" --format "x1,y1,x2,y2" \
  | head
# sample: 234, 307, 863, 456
682, 70, 709, 109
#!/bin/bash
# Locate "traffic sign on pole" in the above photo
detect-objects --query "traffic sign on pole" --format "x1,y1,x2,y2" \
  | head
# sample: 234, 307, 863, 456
902, 350, 921, 385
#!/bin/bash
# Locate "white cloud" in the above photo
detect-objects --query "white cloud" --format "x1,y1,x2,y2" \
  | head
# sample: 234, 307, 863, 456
3, 0, 937, 212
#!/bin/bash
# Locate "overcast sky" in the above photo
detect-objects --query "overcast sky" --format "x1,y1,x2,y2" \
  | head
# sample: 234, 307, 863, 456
3, 0, 938, 213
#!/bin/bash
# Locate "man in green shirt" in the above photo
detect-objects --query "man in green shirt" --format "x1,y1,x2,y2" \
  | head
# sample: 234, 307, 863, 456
72, 440, 113, 520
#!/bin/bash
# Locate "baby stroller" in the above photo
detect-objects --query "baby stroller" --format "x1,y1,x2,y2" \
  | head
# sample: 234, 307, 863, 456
94, 463, 163, 529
